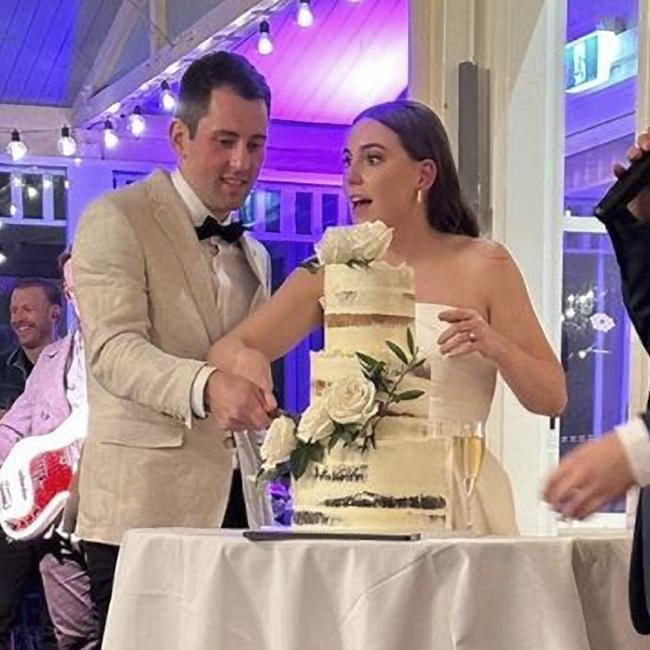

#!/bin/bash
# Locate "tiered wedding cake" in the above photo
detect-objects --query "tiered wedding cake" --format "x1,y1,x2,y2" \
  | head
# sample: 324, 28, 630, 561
260, 222, 452, 532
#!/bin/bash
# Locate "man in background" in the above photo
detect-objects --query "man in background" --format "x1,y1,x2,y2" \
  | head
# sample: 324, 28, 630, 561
0, 278, 61, 649
0, 279, 61, 414
0, 248, 98, 649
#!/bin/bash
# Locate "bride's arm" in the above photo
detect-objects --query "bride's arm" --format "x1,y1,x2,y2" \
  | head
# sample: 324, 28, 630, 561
208, 267, 324, 381
485, 245, 567, 416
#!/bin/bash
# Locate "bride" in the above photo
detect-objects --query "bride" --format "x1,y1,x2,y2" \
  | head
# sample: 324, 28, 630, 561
209, 99, 567, 534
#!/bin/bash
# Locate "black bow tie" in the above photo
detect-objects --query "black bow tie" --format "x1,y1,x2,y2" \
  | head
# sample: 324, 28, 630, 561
195, 217, 247, 243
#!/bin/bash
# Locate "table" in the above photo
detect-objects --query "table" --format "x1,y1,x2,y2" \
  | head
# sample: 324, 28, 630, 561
103, 529, 646, 650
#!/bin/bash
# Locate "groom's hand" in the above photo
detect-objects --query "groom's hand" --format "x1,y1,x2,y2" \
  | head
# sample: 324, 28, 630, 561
205, 370, 276, 431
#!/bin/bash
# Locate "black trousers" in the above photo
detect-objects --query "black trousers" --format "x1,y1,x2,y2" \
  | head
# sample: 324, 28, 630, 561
83, 469, 248, 644
0, 534, 57, 649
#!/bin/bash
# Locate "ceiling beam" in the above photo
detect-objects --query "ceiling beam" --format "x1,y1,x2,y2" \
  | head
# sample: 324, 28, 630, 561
73, 0, 148, 114
71, 0, 288, 127
149, 0, 168, 58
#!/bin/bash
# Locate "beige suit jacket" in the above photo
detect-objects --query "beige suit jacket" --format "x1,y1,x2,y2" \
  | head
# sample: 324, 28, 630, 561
72, 170, 270, 544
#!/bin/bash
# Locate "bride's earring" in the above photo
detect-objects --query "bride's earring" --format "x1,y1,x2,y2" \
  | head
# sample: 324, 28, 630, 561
416, 189, 423, 204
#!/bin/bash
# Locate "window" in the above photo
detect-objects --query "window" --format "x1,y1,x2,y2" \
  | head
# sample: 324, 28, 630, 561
561, 0, 639, 521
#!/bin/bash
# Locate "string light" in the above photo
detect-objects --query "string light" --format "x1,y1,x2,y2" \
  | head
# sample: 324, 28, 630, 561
297, 1, 314, 27
107, 102, 121, 115
128, 106, 146, 138
160, 80, 177, 112
7, 129, 27, 162
57, 125, 77, 157
258, 20, 273, 55
103, 119, 119, 149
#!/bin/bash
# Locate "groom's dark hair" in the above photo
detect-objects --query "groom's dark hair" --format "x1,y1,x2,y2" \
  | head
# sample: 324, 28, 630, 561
176, 51, 271, 138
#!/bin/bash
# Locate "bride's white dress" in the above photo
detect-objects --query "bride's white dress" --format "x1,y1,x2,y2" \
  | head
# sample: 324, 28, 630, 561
416, 303, 518, 535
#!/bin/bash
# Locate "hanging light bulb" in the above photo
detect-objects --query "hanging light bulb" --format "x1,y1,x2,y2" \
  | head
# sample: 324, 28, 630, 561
103, 119, 119, 149
258, 20, 273, 55
6, 129, 27, 162
128, 106, 146, 138
297, 0, 314, 27
160, 80, 177, 112
57, 125, 77, 157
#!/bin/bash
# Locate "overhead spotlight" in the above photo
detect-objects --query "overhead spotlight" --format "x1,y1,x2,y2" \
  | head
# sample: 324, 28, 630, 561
128, 106, 146, 138
160, 80, 177, 112
297, 0, 314, 27
103, 119, 119, 149
257, 20, 273, 55
7, 129, 27, 162
57, 125, 77, 157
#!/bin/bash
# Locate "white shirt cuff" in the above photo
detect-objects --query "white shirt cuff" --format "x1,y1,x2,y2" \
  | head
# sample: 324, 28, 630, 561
615, 417, 650, 487
189, 365, 218, 423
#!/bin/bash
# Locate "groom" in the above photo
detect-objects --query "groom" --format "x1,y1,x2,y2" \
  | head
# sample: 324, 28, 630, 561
71, 51, 276, 638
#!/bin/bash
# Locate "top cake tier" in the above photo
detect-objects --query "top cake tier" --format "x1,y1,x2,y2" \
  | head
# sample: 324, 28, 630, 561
322, 261, 415, 358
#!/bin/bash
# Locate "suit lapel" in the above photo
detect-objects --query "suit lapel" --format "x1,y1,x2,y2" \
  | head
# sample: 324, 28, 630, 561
147, 171, 221, 342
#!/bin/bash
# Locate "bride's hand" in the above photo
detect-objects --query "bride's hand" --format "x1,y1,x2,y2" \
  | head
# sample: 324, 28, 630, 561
437, 308, 507, 360
231, 347, 274, 394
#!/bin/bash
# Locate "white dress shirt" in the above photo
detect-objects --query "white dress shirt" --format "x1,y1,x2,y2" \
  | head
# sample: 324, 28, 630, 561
617, 417, 650, 486
170, 169, 260, 418
64, 329, 87, 414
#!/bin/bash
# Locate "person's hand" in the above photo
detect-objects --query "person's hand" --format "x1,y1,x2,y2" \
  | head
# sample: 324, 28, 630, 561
614, 128, 650, 222
231, 347, 273, 392
204, 370, 276, 432
437, 308, 507, 361
543, 432, 636, 519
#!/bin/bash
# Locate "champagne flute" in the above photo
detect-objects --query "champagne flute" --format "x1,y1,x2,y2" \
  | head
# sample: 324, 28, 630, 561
453, 421, 486, 533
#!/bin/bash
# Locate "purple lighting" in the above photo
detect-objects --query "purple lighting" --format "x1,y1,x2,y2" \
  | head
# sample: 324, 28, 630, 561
233, 0, 408, 124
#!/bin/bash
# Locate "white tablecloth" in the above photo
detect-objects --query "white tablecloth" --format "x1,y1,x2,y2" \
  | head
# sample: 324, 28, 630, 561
103, 529, 647, 650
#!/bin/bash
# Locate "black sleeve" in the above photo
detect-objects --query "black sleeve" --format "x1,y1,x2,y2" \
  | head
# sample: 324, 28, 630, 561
599, 206, 650, 357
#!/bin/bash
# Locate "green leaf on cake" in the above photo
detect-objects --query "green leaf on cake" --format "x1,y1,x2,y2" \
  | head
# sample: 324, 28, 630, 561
346, 258, 371, 270
290, 441, 326, 480
407, 328, 415, 357
386, 340, 408, 365
395, 389, 425, 402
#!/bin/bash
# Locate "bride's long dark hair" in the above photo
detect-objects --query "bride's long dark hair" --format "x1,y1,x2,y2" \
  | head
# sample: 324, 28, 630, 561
352, 100, 479, 238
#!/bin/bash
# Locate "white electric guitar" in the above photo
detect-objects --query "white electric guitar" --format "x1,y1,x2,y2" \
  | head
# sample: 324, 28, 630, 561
0, 405, 87, 541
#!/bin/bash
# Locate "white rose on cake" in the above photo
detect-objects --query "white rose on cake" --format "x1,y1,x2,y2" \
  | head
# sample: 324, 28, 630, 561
324, 376, 379, 425
350, 220, 393, 261
260, 416, 297, 469
315, 221, 393, 265
297, 401, 334, 443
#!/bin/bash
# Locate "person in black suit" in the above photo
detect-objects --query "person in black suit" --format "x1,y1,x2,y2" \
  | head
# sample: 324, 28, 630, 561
544, 127, 650, 633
